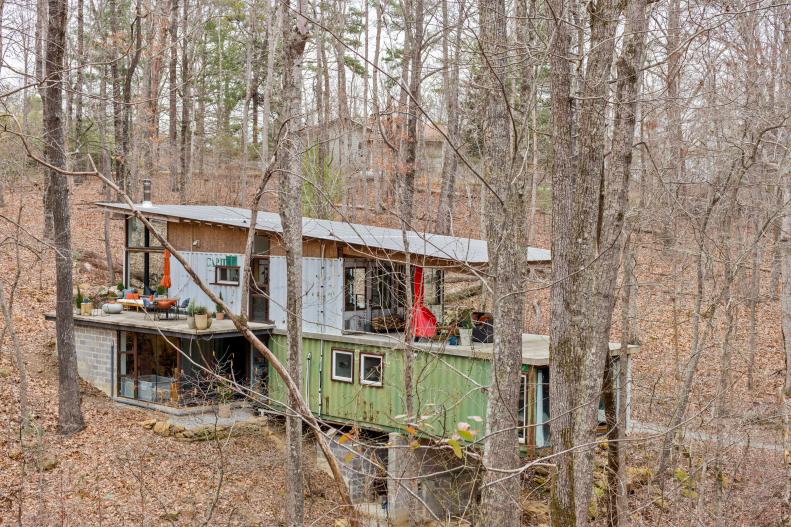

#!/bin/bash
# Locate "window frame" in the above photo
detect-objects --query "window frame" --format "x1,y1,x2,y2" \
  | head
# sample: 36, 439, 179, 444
344, 266, 368, 311
359, 352, 384, 387
215, 265, 241, 286
518, 371, 528, 444
331, 349, 355, 383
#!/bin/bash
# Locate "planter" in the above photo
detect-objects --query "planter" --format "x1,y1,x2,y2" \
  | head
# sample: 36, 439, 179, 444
459, 328, 473, 347
186, 316, 196, 329
195, 313, 209, 330
216, 312, 225, 321
102, 303, 123, 314
80, 302, 93, 316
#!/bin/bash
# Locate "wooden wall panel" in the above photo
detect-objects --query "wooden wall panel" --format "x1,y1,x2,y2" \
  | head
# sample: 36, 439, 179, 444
168, 222, 248, 253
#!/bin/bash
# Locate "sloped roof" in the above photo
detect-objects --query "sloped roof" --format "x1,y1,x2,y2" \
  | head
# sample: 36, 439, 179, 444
98, 202, 551, 266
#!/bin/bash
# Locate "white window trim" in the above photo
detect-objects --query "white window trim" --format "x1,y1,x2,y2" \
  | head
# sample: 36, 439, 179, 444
359, 353, 383, 386
518, 372, 528, 444
215, 265, 241, 286
331, 349, 354, 383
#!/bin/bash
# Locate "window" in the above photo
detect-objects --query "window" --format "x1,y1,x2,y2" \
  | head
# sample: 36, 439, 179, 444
125, 217, 166, 294
422, 268, 443, 307
331, 349, 354, 383
536, 367, 550, 447
518, 372, 528, 443
360, 353, 383, 386
215, 265, 240, 285
253, 234, 270, 255
250, 258, 269, 322
344, 267, 367, 311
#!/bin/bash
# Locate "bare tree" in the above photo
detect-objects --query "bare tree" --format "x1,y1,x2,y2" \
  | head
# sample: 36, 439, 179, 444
43, 0, 85, 435
279, 0, 309, 523
476, 0, 531, 523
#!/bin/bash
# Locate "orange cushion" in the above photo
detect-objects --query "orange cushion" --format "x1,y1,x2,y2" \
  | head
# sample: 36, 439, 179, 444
125, 293, 140, 300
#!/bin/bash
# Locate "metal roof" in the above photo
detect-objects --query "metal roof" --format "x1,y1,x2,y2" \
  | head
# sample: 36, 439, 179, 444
98, 202, 551, 266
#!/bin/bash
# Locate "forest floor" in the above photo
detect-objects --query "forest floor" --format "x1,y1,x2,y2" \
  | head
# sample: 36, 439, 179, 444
0, 179, 346, 526
0, 174, 788, 526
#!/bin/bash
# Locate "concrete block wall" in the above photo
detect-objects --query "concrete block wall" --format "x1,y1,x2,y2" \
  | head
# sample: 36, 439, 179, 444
324, 430, 385, 504
73, 326, 116, 396
387, 432, 479, 524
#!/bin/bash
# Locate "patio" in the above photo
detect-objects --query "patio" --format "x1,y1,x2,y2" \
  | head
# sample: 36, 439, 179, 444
45, 309, 274, 337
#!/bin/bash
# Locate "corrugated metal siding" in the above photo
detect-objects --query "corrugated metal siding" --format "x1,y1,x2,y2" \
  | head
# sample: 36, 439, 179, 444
267, 334, 492, 437
170, 251, 244, 314
269, 257, 344, 335
268, 257, 287, 328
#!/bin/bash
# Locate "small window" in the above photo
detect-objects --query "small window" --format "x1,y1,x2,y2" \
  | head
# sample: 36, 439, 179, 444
332, 349, 354, 383
360, 353, 383, 386
253, 234, 270, 255
215, 266, 240, 285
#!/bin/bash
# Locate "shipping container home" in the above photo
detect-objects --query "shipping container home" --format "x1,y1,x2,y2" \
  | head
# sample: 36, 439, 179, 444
51, 200, 637, 449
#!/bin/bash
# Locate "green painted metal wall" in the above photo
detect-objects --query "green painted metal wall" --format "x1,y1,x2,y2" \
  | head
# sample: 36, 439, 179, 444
267, 335, 495, 438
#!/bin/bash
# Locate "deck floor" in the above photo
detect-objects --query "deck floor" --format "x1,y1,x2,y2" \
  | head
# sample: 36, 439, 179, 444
46, 309, 274, 336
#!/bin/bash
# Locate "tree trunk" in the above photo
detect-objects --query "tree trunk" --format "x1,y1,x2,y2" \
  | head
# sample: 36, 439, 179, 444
435, 0, 463, 234
44, 0, 85, 436
179, 0, 192, 202
279, 1, 309, 523
168, 0, 179, 192
476, 0, 528, 523
780, 168, 791, 523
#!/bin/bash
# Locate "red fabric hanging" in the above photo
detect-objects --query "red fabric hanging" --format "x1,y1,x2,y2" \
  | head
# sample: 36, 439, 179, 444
411, 266, 437, 338
160, 250, 172, 289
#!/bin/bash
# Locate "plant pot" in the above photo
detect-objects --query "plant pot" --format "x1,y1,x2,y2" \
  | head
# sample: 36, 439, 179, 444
102, 303, 123, 314
459, 328, 473, 347
195, 313, 209, 330
80, 302, 93, 316
216, 312, 225, 321
186, 316, 196, 329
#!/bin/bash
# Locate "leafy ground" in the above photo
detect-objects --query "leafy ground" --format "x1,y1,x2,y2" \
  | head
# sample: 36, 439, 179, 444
0, 179, 344, 526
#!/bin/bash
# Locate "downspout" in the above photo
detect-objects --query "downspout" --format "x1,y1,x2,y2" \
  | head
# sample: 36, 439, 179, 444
318, 242, 327, 416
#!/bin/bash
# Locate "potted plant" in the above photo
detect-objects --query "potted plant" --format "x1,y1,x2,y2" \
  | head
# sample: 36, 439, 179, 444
79, 288, 94, 316
215, 292, 225, 320
457, 309, 473, 347
156, 284, 168, 297
186, 299, 197, 329
74, 287, 84, 314
194, 304, 209, 330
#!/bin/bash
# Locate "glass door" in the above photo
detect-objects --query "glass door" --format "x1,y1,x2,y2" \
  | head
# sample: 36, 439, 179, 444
118, 332, 138, 399
250, 257, 269, 322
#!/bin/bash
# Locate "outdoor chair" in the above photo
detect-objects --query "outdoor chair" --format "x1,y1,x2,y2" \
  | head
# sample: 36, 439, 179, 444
142, 297, 154, 320
175, 297, 190, 319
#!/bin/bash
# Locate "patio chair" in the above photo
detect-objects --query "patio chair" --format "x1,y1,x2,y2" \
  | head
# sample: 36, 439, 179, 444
175, 297, 190, 320
142, 297, 153, 320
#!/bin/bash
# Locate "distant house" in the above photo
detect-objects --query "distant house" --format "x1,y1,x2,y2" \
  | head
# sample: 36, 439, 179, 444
48, 198, 636, 519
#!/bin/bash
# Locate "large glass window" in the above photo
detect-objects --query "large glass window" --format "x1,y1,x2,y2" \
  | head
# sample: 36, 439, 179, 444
118, 332, 178, 404
344, 267, 367, 311
422, 268, 443, 307
125, 217, 166, 294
